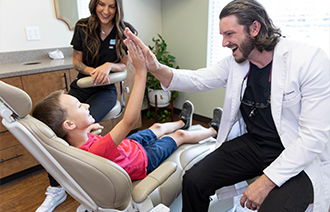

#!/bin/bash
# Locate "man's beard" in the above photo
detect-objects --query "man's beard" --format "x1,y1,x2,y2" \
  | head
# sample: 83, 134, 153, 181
235, 34, 255, 64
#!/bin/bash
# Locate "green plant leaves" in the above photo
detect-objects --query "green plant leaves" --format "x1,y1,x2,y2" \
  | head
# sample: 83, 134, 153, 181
145, 34, 179, 102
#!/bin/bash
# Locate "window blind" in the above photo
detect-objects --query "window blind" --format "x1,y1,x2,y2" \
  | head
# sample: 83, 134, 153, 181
77, 0, 91, 19
207, 0, 330, 67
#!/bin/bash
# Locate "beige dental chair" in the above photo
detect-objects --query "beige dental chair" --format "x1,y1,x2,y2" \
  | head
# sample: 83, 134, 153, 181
0, 80, 216, 212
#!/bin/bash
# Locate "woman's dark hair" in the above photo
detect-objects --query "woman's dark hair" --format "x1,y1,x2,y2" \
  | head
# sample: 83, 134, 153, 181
220, 0, 281, 52
76, 0, 137, 65
32, 90, 68, 139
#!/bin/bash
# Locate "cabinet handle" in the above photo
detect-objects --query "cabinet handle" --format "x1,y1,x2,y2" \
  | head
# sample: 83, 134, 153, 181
0, 154, 23, 163
0, 129, 9, 134
63, 73, 69, 92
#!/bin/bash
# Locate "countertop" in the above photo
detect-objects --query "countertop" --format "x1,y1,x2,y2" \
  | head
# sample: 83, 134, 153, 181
0, 57, 73, 78
0, 47, 73, 79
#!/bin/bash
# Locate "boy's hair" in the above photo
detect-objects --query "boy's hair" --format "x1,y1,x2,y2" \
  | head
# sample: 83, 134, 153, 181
32, 90, 68, 139
220, 0, 281, 52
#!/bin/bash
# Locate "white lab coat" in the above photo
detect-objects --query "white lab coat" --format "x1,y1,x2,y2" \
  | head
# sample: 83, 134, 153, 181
166, 38, 330, 211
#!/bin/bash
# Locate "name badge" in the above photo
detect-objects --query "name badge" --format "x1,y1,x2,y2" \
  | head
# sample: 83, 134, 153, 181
110, 39, 116, 45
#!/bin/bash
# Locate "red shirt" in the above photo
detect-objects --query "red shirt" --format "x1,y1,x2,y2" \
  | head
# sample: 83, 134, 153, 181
79, 133, 148, 180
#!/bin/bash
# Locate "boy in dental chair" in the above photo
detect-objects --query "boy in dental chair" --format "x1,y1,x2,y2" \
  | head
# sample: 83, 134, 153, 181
32, 39, 221, 183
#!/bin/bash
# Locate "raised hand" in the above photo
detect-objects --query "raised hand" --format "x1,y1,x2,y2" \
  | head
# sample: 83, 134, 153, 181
124, 28, 160, 73
126, 39, 147, 73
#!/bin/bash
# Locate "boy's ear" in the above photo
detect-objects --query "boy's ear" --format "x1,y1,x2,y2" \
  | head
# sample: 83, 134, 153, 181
63, 120, 76, 131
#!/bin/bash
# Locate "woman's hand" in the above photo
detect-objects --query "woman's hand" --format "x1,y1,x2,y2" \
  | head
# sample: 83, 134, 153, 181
90, 63, 112, 85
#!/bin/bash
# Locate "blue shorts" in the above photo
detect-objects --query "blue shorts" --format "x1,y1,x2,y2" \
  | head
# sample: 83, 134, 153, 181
127, 129, 177, 174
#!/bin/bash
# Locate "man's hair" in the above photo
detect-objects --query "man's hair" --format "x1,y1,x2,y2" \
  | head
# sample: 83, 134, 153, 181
220, 0, 281, 52
32, 90, 68, 139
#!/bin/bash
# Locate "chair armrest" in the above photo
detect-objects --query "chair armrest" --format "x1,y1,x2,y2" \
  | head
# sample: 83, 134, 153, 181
132, 161, 177, 203
77, 70, 127, 88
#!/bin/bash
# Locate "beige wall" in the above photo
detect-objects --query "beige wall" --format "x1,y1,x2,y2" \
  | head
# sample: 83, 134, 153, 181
161, 0, 225, 118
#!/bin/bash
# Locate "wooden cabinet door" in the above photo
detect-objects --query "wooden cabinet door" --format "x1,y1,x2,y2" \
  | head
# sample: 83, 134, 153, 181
21, 70, 71, 108
0, 144, 39, 178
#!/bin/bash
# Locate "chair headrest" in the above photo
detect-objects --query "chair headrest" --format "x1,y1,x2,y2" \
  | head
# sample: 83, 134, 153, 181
0, 80, 32, 118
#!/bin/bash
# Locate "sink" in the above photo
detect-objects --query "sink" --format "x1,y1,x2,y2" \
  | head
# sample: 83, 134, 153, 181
22, 61, 41, 65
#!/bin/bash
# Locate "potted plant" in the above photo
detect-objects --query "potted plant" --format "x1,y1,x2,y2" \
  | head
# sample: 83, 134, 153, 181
146, 34, 179, 121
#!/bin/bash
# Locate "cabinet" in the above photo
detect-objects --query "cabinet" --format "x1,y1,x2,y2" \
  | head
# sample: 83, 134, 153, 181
0, 76, 39, 178
21, 69, 71, 108
0, 66, 141, 179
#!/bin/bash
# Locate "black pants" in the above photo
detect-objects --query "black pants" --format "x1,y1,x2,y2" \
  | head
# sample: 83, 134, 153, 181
68, 79, 118, 123
182, 133, 313, 212
48, 79, 118, 187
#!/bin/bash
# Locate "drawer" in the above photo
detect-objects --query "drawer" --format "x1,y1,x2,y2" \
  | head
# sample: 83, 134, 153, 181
0, 130, 20, 150
0, 144, 39, 178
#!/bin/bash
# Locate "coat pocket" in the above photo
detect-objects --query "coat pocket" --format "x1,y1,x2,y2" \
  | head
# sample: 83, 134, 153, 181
282, 91, 301, 107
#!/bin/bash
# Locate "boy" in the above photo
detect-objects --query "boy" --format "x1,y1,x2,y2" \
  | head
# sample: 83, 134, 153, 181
32, 39, 222, 181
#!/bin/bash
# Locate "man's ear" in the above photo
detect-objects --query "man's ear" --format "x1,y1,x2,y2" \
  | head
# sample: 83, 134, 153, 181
63, 120, 76, 131
250, 20, 261, 37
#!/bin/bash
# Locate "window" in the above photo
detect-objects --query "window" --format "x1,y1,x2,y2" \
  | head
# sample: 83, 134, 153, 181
207, 0, 330, 67
77, 0, 91, 19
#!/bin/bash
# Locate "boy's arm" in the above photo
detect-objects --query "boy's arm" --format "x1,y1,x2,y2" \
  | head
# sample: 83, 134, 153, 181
109, 40, 147, 146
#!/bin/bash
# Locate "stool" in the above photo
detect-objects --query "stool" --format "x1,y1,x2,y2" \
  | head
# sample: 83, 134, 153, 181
147, 92, 174, 122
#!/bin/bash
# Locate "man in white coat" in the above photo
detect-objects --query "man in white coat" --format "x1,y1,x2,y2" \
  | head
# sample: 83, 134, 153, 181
124, 0, 330, 211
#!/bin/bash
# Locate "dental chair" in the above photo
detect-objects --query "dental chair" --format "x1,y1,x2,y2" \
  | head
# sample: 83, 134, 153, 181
0, 80, 217, 212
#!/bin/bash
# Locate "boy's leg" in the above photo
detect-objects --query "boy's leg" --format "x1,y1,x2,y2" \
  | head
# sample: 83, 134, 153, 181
180, 100, 194, 130
168, 107, 222, 146
149, 121, 185, 138
149, 100, 194, 138
168, 127, 216, 146
208, 107, 223, 136
36, 174, 67, 212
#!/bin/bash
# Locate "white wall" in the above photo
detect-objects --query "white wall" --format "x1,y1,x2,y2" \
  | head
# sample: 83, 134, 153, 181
123, 0, 162, 48
0, 0, 222, 117
0, 0, 72, 52
0, 0, 162, 52
161, 0, 225, 118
